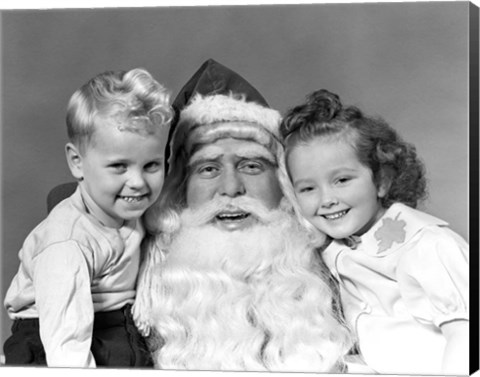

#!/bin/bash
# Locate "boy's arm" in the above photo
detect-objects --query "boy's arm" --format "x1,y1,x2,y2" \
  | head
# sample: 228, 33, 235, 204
33, 241, 96, 368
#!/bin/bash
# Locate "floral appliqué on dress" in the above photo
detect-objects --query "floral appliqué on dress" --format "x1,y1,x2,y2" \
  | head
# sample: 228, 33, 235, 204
374, 212, 407, 252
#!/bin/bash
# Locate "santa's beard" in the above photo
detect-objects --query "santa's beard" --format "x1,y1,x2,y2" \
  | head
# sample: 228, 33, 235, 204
166, 196, 300, 280
145, 197, 352, 372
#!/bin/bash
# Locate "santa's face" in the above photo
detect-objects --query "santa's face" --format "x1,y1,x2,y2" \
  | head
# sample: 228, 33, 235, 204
185, 137, 283, 231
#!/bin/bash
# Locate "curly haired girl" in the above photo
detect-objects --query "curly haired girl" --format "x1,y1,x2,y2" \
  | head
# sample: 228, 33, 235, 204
280, 89, 469, 375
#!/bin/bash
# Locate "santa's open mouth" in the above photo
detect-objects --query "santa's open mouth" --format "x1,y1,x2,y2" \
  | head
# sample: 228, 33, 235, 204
216, 211, 251, 222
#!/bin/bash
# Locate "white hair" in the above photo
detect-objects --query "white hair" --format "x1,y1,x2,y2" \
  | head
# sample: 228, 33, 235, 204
133, 197, 352, 372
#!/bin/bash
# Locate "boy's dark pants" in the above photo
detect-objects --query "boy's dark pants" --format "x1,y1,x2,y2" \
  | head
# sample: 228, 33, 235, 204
3, 304, 152, 367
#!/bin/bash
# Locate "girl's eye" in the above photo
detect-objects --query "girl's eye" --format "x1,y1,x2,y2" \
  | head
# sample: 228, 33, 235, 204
297, 186, 314, 194
336, 177, 351, 184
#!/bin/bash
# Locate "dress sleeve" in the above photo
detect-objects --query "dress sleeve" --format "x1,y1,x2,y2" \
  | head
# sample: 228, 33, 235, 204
396, 227, 469, 328
33, 240, 96, 367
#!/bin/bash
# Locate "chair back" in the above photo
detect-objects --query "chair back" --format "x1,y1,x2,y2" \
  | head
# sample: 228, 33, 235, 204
47, 182, 77, 212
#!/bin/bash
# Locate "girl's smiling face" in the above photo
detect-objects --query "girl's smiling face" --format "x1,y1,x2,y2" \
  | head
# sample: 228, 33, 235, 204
287, 136, 388, 239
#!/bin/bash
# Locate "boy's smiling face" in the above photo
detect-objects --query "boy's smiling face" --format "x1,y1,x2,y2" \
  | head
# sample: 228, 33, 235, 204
67, 118, 169, 228
287, 136, 388, 239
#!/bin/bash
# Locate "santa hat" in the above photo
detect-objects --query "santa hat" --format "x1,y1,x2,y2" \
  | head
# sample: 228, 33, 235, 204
167, 59, 282, 172
141, 59, 325, 254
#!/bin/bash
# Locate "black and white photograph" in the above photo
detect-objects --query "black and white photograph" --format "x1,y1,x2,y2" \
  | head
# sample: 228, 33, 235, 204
0, 0, 477, 376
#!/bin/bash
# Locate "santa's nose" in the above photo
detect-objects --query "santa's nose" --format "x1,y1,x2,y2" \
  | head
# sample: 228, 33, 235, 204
218, 169, 246, 198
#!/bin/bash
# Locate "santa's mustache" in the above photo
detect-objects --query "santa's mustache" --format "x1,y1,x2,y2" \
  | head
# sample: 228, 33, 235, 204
180, 196, 278, 228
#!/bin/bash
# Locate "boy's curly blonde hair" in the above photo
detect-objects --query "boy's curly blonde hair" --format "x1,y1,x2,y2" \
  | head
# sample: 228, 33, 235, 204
66, 68, 173, 151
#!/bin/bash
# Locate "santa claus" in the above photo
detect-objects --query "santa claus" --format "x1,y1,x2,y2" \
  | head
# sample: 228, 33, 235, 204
133, 59, 353, 372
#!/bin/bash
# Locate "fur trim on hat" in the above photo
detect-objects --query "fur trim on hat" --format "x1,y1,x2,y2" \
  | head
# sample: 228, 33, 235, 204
178, 93, 282, 138
186, 121, 276, 153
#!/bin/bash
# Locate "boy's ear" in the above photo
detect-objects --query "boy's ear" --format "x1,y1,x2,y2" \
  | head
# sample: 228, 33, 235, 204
377, 167, 393, 199
65, 143, 84, 180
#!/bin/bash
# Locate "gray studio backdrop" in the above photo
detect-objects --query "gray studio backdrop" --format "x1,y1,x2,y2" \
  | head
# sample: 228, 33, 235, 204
0, 2, 472, 348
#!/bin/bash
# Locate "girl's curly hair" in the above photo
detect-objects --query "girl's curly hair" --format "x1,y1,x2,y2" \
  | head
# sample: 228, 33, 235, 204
280, 89, 427, 208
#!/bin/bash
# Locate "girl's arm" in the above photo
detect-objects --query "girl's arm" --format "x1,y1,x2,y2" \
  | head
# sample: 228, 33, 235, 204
33, 241, 96, 367
396, 226, 469, 374
440, 319, 469, 375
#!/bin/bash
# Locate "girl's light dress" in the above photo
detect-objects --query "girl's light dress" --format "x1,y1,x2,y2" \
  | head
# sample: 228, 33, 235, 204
322, 203, 468, 375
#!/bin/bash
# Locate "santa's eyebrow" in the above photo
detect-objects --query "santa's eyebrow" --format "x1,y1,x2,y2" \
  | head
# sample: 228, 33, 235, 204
240, 155, 277, 170
188, 150, 223, 166
236, 148, 276, 164
189, 157, 221, 172
189, 143, 276, 166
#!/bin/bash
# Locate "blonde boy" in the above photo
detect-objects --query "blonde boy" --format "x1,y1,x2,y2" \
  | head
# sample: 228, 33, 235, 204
4, 68, 172, 368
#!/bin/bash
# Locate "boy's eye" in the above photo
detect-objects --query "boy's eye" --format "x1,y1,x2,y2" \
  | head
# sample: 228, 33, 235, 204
144, 161, 163, 173
108, 163, 127, 173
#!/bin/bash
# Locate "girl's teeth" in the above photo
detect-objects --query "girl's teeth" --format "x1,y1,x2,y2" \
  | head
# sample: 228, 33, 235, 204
122, 196, 144, 203
324, 210, 347, 220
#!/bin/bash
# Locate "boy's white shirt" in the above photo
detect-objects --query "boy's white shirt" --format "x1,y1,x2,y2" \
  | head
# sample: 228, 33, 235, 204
322, 202, 469, 375
4, 186, 144, 367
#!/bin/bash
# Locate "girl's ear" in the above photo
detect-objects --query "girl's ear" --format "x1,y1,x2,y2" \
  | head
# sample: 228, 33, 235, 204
377, 167, 393, 198
65, 143, 84, 180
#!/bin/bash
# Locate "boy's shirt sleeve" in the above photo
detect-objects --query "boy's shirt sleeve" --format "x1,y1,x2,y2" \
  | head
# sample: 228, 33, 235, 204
33, 240, 96, 368
396, 226, 469, 327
